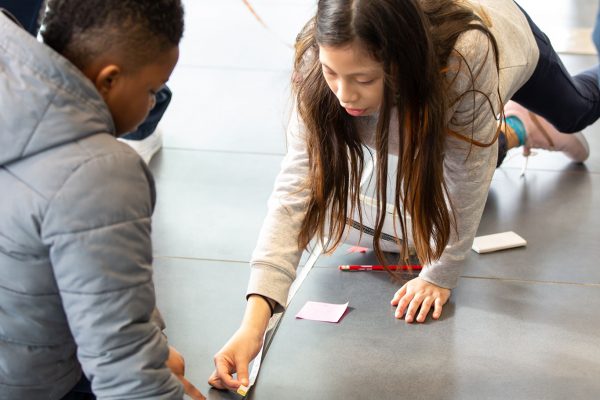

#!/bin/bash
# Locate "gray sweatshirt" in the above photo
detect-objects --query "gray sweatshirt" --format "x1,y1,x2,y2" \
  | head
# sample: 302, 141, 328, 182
247, 0, 539, 308
0, 13, 183, 399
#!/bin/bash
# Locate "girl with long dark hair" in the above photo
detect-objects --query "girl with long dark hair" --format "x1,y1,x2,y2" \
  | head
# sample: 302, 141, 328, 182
210, 0, 595, 391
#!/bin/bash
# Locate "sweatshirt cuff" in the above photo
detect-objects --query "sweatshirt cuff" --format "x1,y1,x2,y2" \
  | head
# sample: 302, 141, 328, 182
246, 263, 294, 311
418, 261, 462, 289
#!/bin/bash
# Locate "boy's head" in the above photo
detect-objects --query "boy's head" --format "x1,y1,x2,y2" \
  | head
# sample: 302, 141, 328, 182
42, 0, 184, 135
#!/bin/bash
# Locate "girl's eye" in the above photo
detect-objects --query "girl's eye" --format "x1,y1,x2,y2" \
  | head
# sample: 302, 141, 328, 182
357, 79, 374, 85
322, 67, 335, 76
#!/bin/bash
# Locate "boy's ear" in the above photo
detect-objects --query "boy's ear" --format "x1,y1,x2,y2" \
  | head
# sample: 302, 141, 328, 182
94, 64, 121, 98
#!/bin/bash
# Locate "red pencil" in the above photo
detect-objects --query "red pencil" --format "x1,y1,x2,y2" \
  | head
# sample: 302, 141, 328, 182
339, 265, 422, 271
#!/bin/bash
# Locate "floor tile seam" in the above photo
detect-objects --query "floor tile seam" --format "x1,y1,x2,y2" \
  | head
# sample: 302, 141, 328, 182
174, 64, 291, 73
154, 256, 333, 269
462, 274, 600, 288
176, 53, 593, 72
160, 147, 282, 157
153, 254, 249, 265
557, 50, 597, 56
161, 146, 285, 157
151, 255, 600, 288
499, 166, 600, 175
160, 148, 600, 169
311, 266, 600, 287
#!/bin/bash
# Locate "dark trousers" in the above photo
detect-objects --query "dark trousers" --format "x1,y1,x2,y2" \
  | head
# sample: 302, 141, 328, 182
0, 0, 44, 34
594, 3, 600, 61
124, 85, 172, 140
496, 2, 600, 166
511, 2, 600, 133
60, 375, 94, 400
0, 0, 171, 141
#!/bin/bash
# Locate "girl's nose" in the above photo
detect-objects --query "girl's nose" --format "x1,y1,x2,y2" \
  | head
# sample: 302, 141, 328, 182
336, 81, 357, 104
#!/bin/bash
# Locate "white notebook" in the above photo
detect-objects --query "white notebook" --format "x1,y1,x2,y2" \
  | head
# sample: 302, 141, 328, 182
472, 231, 527, 254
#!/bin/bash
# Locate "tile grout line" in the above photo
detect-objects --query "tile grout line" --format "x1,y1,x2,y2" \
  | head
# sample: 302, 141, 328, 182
499, 166, 600, 175
153, 254, 321, 269
462, 275, 600, 288
159, 146, 285, 157
155, 255, 600, 288
153, 254, 249, 265
156, 148, 600, 175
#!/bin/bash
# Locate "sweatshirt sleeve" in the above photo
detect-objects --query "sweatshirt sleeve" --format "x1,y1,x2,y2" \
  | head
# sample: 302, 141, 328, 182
41, 151, 183, 399
418, 29, 501, 289
247, 108, 311, 309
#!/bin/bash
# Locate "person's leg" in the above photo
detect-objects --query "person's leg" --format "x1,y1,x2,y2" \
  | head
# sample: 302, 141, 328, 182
593, 3, 600, 58
503, 101, 589, 162
60, 375, 95, 400
121, 86, 171, 140
594, 2, 600, 89
511, 4, 600, 133
119, 85, 172, 163
0, 0, 45, 35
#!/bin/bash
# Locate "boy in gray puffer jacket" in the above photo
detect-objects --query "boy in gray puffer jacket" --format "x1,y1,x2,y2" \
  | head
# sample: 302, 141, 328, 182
0, 1, 203, 399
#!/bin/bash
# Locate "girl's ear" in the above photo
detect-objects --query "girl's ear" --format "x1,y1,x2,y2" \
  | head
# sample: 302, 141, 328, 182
94, 64, 121, 99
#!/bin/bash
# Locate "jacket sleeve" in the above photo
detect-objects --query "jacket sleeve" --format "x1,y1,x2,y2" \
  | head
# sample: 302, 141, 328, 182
419, 29, 501, 289
41, 151, 183, 399
247, 108, 311, 309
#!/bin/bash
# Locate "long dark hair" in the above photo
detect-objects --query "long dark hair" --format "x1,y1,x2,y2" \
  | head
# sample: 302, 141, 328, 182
294, 0, 501, 265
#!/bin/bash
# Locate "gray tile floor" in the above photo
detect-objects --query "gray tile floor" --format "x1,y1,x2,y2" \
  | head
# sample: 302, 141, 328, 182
151, 1, 600, 398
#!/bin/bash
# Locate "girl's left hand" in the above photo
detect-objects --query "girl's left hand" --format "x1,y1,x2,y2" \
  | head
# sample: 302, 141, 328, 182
390, 277, 451, 323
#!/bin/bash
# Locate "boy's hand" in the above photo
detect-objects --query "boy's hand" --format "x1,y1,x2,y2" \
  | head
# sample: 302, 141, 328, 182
391, 277, 451, 323
166, 346, 206, 400
208, 326, 264, 391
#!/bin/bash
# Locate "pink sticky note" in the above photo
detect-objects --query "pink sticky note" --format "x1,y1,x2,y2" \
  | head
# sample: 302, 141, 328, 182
348, 246, 369, 253
295, 301, 349, 323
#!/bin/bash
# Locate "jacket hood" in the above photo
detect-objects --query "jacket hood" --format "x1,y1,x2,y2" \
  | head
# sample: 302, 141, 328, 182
0, 13, 114, 166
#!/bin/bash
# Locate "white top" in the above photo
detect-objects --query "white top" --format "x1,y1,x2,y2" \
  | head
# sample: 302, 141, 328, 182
248, 0, 540, 308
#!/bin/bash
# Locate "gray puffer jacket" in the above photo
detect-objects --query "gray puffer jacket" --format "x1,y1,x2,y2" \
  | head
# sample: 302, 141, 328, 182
0, 13, 183, 399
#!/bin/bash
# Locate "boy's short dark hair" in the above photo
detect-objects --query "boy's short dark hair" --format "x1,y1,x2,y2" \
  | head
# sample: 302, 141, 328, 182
42, 0, 184, 70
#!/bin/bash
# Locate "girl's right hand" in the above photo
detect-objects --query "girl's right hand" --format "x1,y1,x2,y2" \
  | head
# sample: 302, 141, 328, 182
208, 294, 272, 391
208, 326, 264, 390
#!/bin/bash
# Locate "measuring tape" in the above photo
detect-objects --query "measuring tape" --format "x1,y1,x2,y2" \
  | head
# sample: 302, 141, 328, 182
238, 241, 323, 397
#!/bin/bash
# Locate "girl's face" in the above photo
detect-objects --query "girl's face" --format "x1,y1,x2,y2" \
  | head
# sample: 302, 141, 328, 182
319, 41, 384, 117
